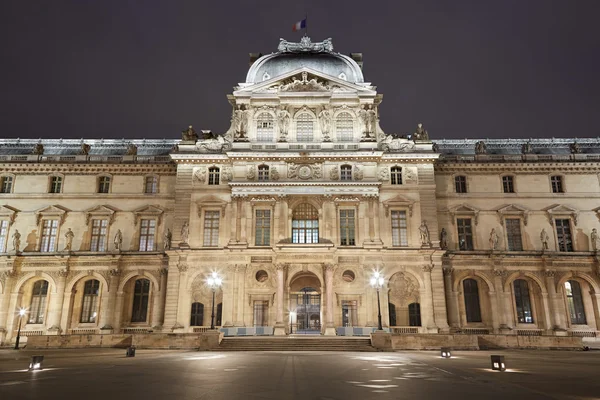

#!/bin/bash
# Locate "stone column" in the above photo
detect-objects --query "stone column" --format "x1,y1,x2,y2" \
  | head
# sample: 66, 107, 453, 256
163, 259, 183, 330
150, 268, 168, 330
113, 292, 125, 333
492, 270, 510, 333
47, 269, 68, 334
421, 265, 437, 332
274, 263, 286, 335
235, 264, 247, 326
372, 199, 382, 244
324, 263, 336, 335
0, 270, 17, 344
545, 270, 566, 332
174, 263, 189, 331
368, 198, 375, 241
273, 200, 281, 244
100, 268, 121, 333
443, 267, 460, 330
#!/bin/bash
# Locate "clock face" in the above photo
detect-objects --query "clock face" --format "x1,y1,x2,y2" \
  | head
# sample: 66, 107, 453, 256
298, 165, 312, 179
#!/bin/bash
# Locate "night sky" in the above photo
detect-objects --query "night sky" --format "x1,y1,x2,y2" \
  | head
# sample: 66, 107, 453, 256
1, 0, 599, 140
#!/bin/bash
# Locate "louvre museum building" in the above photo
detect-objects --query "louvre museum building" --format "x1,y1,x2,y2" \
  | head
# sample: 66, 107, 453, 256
1, 37, 599, 348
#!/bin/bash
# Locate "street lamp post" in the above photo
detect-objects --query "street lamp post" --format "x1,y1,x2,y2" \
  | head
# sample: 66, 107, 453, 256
14, 308, 26, 350
207, 272, 222, 330
370, 272, 385, 331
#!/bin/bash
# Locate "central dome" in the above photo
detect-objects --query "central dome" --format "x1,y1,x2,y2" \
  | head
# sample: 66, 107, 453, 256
245, 37, 364, 84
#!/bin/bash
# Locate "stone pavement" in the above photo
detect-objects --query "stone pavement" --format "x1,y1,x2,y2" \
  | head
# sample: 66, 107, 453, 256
0, 348, 598, 400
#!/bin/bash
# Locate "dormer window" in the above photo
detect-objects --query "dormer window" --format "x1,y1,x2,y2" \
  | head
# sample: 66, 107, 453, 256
256, 113, 274, 142
296, 113, 314, 142
258, 165, 270, 181
340, 165, 352, 181
335, 112, 353, 142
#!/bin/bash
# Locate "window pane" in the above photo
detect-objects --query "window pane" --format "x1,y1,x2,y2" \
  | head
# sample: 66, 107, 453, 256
203, 211, 220, 247
390, 167, 402, 185
139, 219, 156, 251
131, 279, 150, 322
502, 176, 514, 193
296, 113, 314, 142
292, 203, 319, 244
391, 211, 408, 246
513, 279, 533, 323
255, 209, 271, 246
0, 220, 8, 252
90, 219, 108, 251
455, 176, 467, 193
565, 280, 586, 324
1, 176, 13, 193
463, 279, 482, 322
40, 219, 58, 252
208, 168, 220, 185
555, 219, 573, 252
258, 165, 269, 181
256, 113, 274, 142
80, 280, 100, 323
339, 209, 355, 246
29, 280, 49, 324
505, 218, 523, 251
335, 112, 353, 142
457, 218, 473, 250
340, 165, 352, 181
50, 176, 63, 193
190, 302, 204, 326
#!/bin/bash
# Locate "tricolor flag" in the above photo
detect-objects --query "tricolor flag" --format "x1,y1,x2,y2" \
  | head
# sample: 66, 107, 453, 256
292, 18, 307, 32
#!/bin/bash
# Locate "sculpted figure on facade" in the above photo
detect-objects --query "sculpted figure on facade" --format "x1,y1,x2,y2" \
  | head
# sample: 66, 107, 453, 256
378, 168, 389, 182
419, 221, 431, 247
365, 105, 377, 139
329, 167, 339, 180
489, 228, 499, 250
270, 166, 280, 181
64, 228, 74, 251
570, 141, 581, 154
277, 36, 333, 53
32, 143, 44, 155
358, 107, 368, 140
318, 109, 331, 141
126, 143, 138, 155
232, 106, 249, 141
193, 167, 207, 184
79, 142, 91, 155
247, 165, 257, 180
521, 141, 533, 154
164, 229, 172, 251
181, 125, 198, 141
378, 134, 416, 152
404, 168, 417, 184
180, 222, 189, 244
277, 107, 290, 142
475, 140, 487, 155
413, 123, 429, 141
221, 166, 233, 182
440, 228, 448, 250
114, 229, 123, 252
12, 230, 20, 252
591, 228, 599, 251
353, 165, 364, 181
540, 229, 549, 250
196, 135, 232, 153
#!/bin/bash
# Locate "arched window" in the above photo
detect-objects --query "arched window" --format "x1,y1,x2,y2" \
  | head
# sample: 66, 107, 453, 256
144, 176, 158, 194
565, 280, 586, 324
408, 303, 421, 326
208, 167, 220, 185
80, 279, 100, 323
390, 167, 402, 185
388, 303, 397, 326
256, 113, 274, 142
513, 279, 533, 323
131, 279, 150, 323
258, 165, 269, 181
292, 203, 319, 244
190, 302, 204, 326
29, 280, 49, 324
335, 112, 353, 142
463, 279, 482, 323
340, 165, 352, 181
296, 113, 314, 142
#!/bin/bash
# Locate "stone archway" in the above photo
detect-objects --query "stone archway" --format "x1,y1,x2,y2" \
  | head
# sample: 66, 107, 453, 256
387, 272, 421, 327
289, 272, 322, 334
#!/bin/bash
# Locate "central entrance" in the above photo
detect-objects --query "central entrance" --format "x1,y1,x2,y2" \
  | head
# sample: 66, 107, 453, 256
289, 272, 322, 335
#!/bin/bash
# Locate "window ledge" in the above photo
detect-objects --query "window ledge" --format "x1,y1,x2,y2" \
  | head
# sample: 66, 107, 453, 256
275, 242, 334, 249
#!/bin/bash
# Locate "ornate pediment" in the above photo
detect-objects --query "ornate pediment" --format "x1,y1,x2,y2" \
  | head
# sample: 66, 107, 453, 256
35, 205, 69, 226
382, 195, 416, 217
448, 204, 480, 225
0, 205, 19, 225
196, 196, 227, 217
279, 71, 329, 92
84, 205, 118, 226
133, 205, 164, 226
545, 204, 579, 226
496, 204, 530, 226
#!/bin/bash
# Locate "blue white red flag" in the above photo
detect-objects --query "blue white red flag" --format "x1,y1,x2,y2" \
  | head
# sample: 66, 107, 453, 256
293, 18, 307, 32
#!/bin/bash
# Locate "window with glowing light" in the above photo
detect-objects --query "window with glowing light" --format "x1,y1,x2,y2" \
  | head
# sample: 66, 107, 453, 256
29, 280, 49, 324
80, 279, 100, 323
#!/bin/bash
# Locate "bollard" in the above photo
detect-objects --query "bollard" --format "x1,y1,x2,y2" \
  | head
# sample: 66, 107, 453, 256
126, 345, 136, 357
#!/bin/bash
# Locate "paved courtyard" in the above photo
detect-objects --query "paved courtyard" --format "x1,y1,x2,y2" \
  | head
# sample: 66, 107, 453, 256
0, 348, 598, 400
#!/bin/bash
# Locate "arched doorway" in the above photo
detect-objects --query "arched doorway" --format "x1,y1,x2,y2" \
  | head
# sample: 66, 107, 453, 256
289, 272, 321, 334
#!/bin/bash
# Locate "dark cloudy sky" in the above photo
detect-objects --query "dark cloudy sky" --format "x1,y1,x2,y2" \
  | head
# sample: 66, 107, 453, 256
1, 0, 599, 140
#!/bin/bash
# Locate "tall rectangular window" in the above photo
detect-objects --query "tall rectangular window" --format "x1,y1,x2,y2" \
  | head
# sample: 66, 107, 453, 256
253, 300, 269, 326
208, 167, 220, 185
29, 280, 49, 324
457, 218, 473, 250
555, 218, 573, 252
502, 176, 514, 193
255, 210, 271, 246
138, 219, 156, 251
390, 167, 402, 185
0, 176, 13, 193
341, 300, 358, 327
339, 209, 356, 246
144, 176, 158, 194
80, 280, 100, 323
0, 220, 8, 252
49, 176, 63, 193
296, 113, 314, 142
98, 176, 111, 193
551, 175, 563, 193
40, 219, 58, 252
203, 211, 220, 247
391, 210, 408, 246
131, 279, 150, 323
455, 176, 467, 193
90, 219, 108, 251
505, 218, 523, 251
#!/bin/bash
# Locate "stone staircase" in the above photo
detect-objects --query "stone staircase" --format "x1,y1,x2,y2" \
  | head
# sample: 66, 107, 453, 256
218, 336, 375, 352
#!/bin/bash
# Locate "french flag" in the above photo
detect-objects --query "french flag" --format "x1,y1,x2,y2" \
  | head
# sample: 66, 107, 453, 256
292, 18, 307, 32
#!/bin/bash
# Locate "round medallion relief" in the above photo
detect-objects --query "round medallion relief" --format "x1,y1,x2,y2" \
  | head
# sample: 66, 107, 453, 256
342, 270, 356, 283
298, 165, 312, 180
255, 270, 269, 283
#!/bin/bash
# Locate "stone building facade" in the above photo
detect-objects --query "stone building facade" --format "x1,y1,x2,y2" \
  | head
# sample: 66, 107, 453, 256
1, 37, 599, 345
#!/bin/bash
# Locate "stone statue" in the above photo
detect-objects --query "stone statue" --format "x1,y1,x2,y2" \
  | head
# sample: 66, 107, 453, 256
180, 222, 189, 244
318, 109, 331, 140
414, 123, 429, 141
489, 228, 499, 250
521, 141, 532, 154
379, 135, 416, 152
247, 165, 256, 180
12, 230, 21, 252
365, 105, 377, 139
378, 168, 389, 182
440, 228, 448, 250
32, 143, 44, 155
570, 141, 581, 154
232, 107, 249, 140
196, 135, 232, 153
164, 229, 172, 251
329, 167, 339, 180
475, 140, 487, 155
240, 108, 249, 138
540, 229, 549, 250
592, 228, 599, 251
358, 107, 368, 139
270, 166, 280, 181
419, 221, 431, 247
126, 143, 138, 155
79, 143, 91, 155
114, 229, 123, 252
181, 125, 198, 141
64, 228, 74, 251
277, 108, 290, 141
